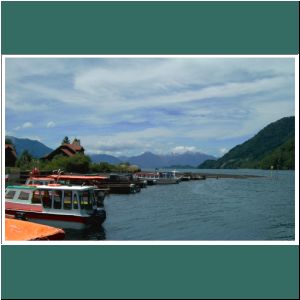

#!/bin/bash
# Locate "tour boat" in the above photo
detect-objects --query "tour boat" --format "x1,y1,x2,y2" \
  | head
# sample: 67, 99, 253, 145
49, 174, 138, 194
5, 185, 106, 230
26, 174, 108, 205
133, 172, 159, 185
156, 171, 181, 184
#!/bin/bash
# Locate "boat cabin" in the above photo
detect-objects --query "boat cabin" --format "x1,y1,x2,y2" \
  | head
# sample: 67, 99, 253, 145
6, 185, 98, 212
25, 177, 58, 186
5, 185, 106, 229
159, 171, 180, 179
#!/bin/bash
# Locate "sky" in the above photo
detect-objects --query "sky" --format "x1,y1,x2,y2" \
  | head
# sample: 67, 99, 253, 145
5, 57, 295, 157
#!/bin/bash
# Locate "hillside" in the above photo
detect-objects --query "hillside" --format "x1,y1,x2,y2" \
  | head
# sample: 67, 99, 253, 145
199, 116, 295, 170
6, 136, 53, 158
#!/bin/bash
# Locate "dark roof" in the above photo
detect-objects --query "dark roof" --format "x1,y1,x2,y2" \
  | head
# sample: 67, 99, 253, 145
5, 144, 17, 158
43, 142, 84, 160
60, 148, 75, 156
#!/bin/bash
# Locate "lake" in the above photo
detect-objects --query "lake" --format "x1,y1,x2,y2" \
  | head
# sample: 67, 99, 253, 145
66, 169, 295, 241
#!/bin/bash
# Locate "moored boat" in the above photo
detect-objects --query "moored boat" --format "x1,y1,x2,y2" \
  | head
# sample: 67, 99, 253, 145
157, 171, 181, 184
49, 174, 137, 194
5, 185, 106, 230
5, 217, 65, 241
133, 172, 159, 185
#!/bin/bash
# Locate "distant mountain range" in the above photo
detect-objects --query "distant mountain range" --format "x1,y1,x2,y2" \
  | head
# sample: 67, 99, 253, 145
8, 116, 294, 170
199, 116, 295, 170
5, 136, 53, 158
6, 135, 216, 168
117, 151, 216, 169
91, 151, 216, 168
89, 154, 123, 164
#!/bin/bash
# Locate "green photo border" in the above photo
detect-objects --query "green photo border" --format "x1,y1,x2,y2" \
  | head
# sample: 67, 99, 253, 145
1, 1, 299, 299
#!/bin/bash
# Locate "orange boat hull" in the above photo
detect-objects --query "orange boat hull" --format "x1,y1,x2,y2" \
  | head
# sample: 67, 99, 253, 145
5, 218, 65, 241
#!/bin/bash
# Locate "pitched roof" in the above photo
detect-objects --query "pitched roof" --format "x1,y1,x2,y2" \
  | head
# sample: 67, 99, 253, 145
60, 148, 75, 157
5, 144, 17, 157
61, 143, 83, 152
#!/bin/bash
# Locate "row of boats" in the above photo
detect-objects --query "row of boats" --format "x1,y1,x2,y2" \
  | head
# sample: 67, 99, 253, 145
4, 170, 205, 240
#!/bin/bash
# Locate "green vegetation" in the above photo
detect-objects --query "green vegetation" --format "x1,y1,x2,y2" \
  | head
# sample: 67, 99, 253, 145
12, 153, 140, 174
16, 150, 34, 169
62, 136, 70, 144
259, 138, 295, 170
199, 116, 295, 170
5, 137, 13, 145
40, 154, 91, 173
90, 161, 140, 173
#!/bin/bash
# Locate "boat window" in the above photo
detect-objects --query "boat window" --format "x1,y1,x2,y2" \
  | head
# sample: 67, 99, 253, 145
79, 191, 93, 210
32, 191, 42, 203
63, 191, 72, 210
18, 191, 31, 201
73, 192, 79, 209
6, 190, 16, 199
53, 190, 62, 209
41, 190, 51, 208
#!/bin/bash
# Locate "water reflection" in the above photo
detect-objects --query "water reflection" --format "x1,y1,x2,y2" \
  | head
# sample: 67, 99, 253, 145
64, 225, 106, 240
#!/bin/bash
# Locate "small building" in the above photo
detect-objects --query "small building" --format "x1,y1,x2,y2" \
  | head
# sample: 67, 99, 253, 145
5, 144, 17, 167
43, 139, 85, 160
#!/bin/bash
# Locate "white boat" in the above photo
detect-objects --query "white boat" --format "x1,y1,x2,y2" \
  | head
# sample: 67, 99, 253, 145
133, 172, 159, 185
5, 185, 106, 230
156, 171, 181, 184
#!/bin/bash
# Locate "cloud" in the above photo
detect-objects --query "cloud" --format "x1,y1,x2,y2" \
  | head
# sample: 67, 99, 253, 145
22, 122, 33, 128
219, 148, 228, 155
15, 122, 33, 130
172, 146, 197, 154
5, 57, 295, 156
46, 121, 56, 128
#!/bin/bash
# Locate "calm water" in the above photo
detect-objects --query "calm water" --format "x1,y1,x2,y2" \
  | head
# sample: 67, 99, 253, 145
66, 169, 295, 241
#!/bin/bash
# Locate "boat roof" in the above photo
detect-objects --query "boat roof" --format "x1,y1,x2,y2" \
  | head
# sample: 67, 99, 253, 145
27, 177, 55, 181
6, 185, 96, 191
49, 174, 107, 180
135, 172, 157, 175
7, 185, 36, 190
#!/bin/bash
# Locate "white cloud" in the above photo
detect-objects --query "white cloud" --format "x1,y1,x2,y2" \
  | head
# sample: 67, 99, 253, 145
46, 121, 56, 128
5, 57, 295, 156
219, 148, 228, 155
23, 122, 33, 128
15, 122, 33, 130
172, 146, 197, 154
80, 127, 174, 156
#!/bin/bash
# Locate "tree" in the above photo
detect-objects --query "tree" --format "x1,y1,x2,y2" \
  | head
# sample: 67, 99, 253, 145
42, 153, 91, 173
62, 136, 70, 144
16, 150, 33, 169
5, 138, 13, 145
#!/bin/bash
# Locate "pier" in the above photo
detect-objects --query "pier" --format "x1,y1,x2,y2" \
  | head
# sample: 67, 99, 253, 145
177, 172, 263, 180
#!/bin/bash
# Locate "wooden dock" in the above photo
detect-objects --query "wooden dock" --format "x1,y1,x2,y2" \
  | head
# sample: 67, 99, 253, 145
178, 172, 262, 180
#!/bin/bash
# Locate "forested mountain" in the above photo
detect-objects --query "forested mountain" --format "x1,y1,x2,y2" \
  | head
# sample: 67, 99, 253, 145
5, 136, 53, 158
199, 116, 295, 170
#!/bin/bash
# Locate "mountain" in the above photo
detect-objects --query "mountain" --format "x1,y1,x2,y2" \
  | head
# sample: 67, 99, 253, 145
120, 151, 216, 169
89, 154, 122, 164
120, 152, 165, 169
6, 136, 53, 158
198, 116, 295, 170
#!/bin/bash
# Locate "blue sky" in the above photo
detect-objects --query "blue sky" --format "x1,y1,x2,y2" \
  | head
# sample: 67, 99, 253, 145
5, 57, 295, 157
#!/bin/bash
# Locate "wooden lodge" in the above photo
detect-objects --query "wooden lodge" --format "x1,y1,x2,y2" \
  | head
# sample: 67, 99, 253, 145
42, 139, 84, 160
